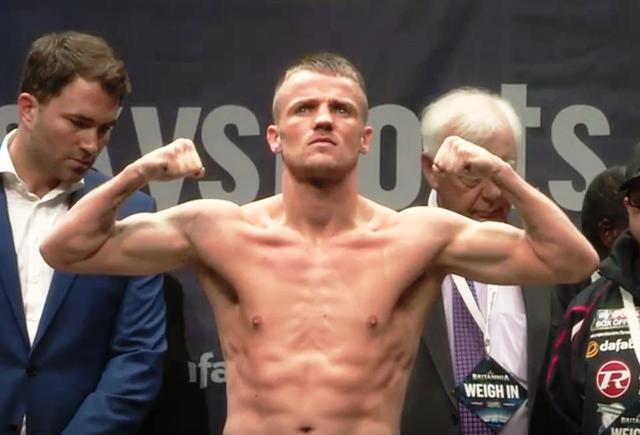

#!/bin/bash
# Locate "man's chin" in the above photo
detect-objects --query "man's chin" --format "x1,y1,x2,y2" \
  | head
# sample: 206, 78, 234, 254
61, 168, 87, 184
288, 159, 355, 183
66, 158, 93, 173
473, 211, 508, 223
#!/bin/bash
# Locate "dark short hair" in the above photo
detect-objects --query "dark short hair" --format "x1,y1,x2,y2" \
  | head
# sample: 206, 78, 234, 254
620, 142, 640, 191
581, 166, 627, 258
19, 31, 131, 104
272, 52, 368, 121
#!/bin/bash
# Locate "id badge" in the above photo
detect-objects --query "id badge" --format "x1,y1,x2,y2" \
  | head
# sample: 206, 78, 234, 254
594, 395, 640, 435
454, 356, 528, 433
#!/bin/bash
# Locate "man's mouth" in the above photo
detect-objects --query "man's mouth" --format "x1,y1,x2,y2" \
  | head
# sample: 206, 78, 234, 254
309, 137, 336, 146
474, 210, 506, 221
70, 158, 93, 168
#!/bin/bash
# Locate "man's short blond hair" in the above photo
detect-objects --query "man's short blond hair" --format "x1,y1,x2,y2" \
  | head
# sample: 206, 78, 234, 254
272, 52, 368, 122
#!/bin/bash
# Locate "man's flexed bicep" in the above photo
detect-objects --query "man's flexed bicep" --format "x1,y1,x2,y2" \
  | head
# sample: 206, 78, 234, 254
40, 138, 211, 275
42, 197, 240, 276
41, 200, 189, 275
438, 215, 566, 285
86, 204, 197, 275
426, 135, 598, 284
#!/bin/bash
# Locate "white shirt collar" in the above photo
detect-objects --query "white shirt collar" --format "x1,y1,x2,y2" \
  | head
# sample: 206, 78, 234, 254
427, 188, 439, 208
0, 129, 19, 178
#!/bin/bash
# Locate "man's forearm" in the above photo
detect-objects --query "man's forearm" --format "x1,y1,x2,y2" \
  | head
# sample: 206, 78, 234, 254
41, 164, 149, 267
493, 163, 598, 281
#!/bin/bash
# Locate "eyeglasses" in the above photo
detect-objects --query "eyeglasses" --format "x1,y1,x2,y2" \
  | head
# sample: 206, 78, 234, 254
627, 190, 640, 208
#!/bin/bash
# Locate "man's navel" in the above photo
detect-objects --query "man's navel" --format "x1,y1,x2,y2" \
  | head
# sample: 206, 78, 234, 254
251, 315, 263, 330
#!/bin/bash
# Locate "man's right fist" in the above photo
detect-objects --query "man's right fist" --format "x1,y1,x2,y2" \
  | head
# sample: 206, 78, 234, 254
134, 138, 205, 182
432, 136, 508, 185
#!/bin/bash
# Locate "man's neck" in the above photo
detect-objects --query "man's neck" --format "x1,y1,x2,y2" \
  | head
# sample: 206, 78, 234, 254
8, 129, 59, 198
280, 169, 362, 239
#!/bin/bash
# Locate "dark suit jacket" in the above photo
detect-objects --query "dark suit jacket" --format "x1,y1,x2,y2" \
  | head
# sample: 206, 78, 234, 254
402, 285, 561, 435
138, 274, 210, 435
0, 169, 167, 435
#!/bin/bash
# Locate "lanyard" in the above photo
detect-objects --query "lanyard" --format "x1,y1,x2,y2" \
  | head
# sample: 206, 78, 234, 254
450, 274, 497, 355
620, 287, 640, 366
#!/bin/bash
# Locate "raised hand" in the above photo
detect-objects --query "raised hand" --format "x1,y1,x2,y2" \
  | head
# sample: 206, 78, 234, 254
133, 138, 205, 182
432, 136, 509, 186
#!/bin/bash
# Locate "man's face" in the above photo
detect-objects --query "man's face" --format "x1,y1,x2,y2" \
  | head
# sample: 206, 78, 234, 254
624, 184, 640, 242
267, 70, 372, 182
19, 76, 119, 186
423, 126, 516, 223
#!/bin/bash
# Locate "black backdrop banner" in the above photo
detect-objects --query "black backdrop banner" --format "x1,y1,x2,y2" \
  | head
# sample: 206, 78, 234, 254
2, 1, 639, 433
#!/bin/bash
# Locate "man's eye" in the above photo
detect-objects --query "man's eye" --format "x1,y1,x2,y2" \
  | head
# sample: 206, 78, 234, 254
98, 125, 114, 137
69, 118, 90, 128
296, 105, 310, 114
333, 105, 350, 115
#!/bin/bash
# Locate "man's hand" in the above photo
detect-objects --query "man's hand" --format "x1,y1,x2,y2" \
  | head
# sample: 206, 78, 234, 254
132, 138, 205, 182
432, 136, 511, 186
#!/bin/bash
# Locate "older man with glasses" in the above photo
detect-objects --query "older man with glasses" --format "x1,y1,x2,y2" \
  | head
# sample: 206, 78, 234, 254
546, 142, 640, 435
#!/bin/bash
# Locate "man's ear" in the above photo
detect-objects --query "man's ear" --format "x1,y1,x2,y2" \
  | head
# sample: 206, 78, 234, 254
359, 126, 373, 155
598, 217, 623, 250
421, 152, 438, 189
266, 125, 281, 154
17, 93, 39, 128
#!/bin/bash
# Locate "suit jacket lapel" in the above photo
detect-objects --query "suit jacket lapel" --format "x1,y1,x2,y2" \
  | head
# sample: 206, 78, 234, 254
31, 181, 93, 349
422, 293, 457, 407
522, 285, 552, 407
422, 284, 550, 411
31, 271, 77, 349
0, 183, 30, 345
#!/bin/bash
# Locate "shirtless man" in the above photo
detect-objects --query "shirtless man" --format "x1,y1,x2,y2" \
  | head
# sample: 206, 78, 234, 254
40, 53, 598, 435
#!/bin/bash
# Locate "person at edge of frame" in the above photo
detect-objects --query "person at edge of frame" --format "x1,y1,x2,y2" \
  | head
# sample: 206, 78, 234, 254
546, 142, 640, 435
0, 31, 166, 435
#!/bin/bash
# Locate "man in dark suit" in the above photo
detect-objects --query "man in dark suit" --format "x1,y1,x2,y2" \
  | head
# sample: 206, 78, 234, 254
402, 87, 562, 435
0, 31, 166, 434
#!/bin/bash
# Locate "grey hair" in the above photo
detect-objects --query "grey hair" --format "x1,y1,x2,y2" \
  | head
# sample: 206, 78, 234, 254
420, 87, 522, 158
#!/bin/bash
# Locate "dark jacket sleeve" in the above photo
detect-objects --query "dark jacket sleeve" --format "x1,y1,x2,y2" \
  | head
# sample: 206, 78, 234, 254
61, 195, 167, 435
545, 295, 591, 435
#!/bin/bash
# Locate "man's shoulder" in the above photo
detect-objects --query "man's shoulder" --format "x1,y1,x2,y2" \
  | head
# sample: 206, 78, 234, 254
561, 278, 616, 332
395, 205, 466, 232
570, 277, 614, 307
238, 194, 282, 226
397, 204, 465, 219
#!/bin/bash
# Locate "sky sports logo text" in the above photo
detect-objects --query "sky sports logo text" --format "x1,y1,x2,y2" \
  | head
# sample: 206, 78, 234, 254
188, 352, 226, 389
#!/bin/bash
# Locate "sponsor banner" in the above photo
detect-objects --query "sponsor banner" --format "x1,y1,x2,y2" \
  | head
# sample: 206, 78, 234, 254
188, 351, 227, 389
587, 338, 636, 359
597, 360, 632, 399
592, 308, 640, 332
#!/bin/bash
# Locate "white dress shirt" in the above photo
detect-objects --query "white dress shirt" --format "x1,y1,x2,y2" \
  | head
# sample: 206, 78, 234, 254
1, 130, 83, 435
0, 130, 83, 344
428, 190, 529, 435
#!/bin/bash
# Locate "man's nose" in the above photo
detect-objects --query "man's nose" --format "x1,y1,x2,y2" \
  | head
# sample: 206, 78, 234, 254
481, 178, 503, 201
79, 128, 100, 154
313, 105, 333, 130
